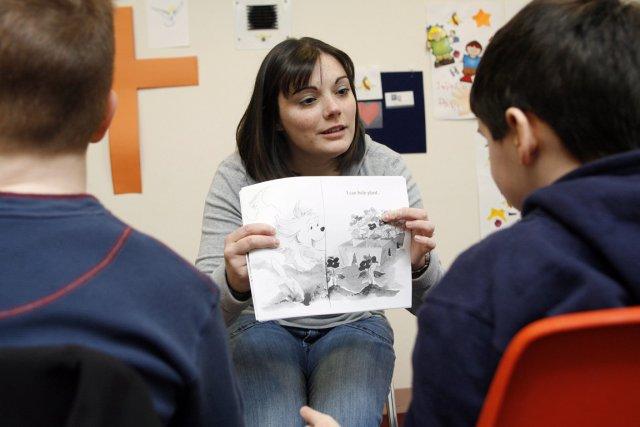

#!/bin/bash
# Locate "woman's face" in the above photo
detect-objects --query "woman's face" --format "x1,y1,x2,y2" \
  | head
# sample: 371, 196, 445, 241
277, 53, 357, 167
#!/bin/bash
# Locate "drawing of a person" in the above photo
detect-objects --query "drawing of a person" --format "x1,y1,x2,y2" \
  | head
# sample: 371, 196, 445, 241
427, 25, 456, 67
460, 40, 483, 83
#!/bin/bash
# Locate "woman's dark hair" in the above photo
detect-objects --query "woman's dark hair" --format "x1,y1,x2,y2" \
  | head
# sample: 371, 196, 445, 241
470, 0, 640, 162
237, 37, 366, 182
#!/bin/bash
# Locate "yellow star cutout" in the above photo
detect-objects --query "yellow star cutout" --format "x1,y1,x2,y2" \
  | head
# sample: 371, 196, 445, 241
473, 9, 492, 27
487, 208, 506, 221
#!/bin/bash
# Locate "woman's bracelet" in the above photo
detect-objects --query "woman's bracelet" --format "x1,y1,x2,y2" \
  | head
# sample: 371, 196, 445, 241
411, 252, 431, 279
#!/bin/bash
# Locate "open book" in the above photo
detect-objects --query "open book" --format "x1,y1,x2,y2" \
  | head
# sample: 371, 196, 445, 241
240, 176, 412, 321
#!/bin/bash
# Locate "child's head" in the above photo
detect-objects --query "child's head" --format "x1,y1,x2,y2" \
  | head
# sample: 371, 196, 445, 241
0, 0, 115, 155
471, 0, 640, 163
465, 41, 482, 57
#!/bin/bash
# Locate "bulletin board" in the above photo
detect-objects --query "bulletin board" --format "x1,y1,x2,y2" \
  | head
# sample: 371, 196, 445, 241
360, 71, 427, 154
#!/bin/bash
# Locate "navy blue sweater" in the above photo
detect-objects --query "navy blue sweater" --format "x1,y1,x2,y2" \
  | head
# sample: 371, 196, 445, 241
0, 194, 243, 426
405, 150, 640, 426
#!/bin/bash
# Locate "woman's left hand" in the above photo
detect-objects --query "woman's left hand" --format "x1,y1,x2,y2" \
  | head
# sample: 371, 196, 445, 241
383, 207, 436, 271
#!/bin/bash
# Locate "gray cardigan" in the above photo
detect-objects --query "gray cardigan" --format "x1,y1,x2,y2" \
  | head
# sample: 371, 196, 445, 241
196, 136, 444, 328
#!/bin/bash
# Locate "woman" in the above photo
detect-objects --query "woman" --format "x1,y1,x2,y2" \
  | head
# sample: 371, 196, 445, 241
196, 37, 443, 427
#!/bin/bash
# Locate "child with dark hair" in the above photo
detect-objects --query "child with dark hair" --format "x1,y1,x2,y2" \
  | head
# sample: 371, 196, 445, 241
301, 0, 640, 426
406, 0, 640, 424
0, 1, 242, 425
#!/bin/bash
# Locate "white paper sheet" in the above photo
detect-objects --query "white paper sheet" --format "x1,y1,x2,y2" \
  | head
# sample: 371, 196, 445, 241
355, 67, 383, 101
147, 0, 190, 48
235, 0, 291, 50
475, 133, 520, 237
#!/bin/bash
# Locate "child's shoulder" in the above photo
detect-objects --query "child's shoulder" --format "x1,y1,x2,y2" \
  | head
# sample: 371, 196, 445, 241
101, 222, 217, 304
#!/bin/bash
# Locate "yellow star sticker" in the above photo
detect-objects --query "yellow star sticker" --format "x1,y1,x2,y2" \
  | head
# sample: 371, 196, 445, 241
487, 208, 506, 221
473, 9, 492, 27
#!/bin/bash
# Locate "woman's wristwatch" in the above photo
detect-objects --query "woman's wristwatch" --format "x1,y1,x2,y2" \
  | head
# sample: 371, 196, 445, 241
411, 252, 431, 279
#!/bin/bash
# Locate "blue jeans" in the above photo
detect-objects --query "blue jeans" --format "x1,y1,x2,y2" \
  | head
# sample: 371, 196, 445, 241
229, 313, 395, 427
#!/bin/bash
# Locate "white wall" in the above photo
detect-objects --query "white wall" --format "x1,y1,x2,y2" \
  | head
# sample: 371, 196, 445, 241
88, 0, 530, 390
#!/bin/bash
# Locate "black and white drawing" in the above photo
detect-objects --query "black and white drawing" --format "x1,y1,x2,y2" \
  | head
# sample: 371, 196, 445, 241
326, 207, 406, 300
240, 176, 411, 321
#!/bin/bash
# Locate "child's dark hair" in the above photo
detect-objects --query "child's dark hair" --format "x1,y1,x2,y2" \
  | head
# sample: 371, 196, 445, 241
0, 0, 114, 154
237, 37, 366, 182
470, 0, 640, 162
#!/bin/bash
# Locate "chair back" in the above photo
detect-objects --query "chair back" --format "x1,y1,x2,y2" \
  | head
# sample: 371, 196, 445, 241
477, 307, 640, 427
0, 345, 162, 427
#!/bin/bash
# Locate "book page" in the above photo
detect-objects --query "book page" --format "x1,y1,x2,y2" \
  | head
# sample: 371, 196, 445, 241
240, 176, 411, 321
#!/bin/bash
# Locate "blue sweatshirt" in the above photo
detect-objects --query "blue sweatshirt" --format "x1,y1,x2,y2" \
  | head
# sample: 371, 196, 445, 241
405, 149, 640, 426
0, 193, 243, 426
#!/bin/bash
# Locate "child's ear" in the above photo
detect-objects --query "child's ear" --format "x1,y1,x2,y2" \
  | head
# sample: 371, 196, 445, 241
90, 90, 118, 143
504, 107, 538, 166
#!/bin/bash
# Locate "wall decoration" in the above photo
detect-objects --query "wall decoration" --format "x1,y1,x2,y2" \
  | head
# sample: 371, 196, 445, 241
475, 133, 520, 237
358, 101, 383, 129
365, 71, 427, 154
355, 67, 383, 101
235, 0, 291, 50
426, 1, 503, 120
147, 0, 190, 48
111, 7, 199, 194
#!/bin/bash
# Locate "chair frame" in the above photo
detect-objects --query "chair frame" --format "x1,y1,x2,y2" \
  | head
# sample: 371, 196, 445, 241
386, 388, 399, 427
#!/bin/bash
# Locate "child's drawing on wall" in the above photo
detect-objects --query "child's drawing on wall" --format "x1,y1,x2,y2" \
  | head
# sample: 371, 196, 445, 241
427, 25, 456, 67
460, 40, 482, 83
426, 2, 503, 119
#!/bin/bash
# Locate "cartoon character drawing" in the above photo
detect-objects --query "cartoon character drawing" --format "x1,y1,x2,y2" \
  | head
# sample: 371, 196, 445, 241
252, 201, 326, 306
460, 40, 483, 83
427, 25, 455, 67
274, 202, 325, 272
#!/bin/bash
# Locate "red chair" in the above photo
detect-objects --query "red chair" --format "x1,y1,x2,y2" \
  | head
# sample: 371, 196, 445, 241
477, 307, 640, 427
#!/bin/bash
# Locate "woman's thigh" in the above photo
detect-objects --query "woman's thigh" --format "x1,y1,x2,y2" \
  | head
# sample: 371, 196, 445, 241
307, 315, 396, 427
229, 313, 306, 427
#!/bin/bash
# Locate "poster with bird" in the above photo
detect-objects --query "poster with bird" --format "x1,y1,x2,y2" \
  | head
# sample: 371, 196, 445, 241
147, 0, 190, 48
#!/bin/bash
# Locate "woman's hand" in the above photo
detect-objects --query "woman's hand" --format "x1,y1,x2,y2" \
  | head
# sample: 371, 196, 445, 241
300, 406, 340, 427
224, 223, 279, 293
383, 207, 436, 271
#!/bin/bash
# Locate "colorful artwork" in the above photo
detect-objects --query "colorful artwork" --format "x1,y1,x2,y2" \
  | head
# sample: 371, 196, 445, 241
475, 133, 520, 237
426, 1, 503, 120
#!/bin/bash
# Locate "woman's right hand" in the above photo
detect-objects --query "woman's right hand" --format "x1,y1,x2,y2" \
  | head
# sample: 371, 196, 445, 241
224, 223, 279, 293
